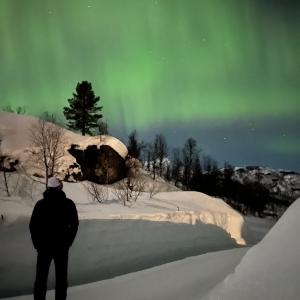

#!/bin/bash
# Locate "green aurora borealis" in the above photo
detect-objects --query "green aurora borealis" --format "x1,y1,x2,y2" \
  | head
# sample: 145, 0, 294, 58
1, 0, 299, 170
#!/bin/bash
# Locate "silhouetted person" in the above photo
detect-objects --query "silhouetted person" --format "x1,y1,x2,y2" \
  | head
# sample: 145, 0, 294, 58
30, 177, 79, 300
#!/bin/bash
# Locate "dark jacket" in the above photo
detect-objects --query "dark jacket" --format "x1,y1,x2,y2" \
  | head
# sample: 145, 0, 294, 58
29, 188, 79, 252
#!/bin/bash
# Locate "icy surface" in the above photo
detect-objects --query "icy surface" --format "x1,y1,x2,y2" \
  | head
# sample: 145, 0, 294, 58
1, 248, 248, 300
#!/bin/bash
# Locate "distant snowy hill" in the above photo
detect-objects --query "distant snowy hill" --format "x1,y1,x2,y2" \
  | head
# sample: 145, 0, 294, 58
231, 166, 300, 202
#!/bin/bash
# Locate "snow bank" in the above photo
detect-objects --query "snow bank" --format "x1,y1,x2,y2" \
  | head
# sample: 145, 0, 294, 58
0, 173, 246, 245
104, 192, 246, 245
203, 198, 300, 300
65, 180, 246, 244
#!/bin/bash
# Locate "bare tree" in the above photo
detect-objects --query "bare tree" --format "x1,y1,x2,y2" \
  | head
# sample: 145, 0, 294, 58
98, 120, 108, 141
114, 157, 145, 206
154, 134, 168, 178
127, 130, 145, 160
202, 154, 218, 173
171, 148, 183, 186
84, 182, 108, 204
126, 156, 143, 178
182, 138, 198, 187
142, 142, 153, 173
1, 105, 26, 114
149, 181, 160, 198
40, 111, 65, 127
30, 118, 65, 187
113, 177, 144, 206
0, 139, 10, 196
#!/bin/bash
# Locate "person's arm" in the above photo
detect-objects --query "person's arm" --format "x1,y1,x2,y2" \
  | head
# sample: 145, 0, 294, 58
67, 201, 79, 247
29, 202, 41, 250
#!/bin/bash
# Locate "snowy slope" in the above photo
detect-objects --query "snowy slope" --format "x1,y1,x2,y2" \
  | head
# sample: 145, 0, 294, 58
0, 112, 127, 157
204, 198, 300, 300
0, 112, 127, 178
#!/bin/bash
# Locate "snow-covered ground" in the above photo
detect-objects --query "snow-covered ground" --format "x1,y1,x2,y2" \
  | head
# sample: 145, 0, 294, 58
0, 173, 250, 297
1, 196, 298, 300
0, 172, 275, 299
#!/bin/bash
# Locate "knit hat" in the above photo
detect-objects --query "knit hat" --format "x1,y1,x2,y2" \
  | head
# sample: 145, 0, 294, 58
47, 177, 61, 188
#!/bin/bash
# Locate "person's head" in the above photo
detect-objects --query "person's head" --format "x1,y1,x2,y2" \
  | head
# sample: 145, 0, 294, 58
47, 177, 63, 190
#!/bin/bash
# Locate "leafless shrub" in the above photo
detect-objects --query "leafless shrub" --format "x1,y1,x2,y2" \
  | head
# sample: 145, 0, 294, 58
113, 177, 144, 206
0, 138, 10, 196
84, 182, 108, 203
30, 118, 65, 186
125, 157, 143, 178
149, 181, 160, 198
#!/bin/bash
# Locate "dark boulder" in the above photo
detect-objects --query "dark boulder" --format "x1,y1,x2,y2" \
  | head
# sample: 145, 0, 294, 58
0, 155, 18, 172
68, 144, 127, 184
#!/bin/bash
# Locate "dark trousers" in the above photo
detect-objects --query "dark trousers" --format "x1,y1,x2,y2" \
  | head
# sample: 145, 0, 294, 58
34, 250, 69, 300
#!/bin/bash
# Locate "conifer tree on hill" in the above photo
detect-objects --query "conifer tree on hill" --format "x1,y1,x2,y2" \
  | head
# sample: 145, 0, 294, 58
63, 81, 103, 136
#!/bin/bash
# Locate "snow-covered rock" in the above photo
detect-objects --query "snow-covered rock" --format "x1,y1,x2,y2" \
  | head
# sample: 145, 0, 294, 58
0, 112, 128, 183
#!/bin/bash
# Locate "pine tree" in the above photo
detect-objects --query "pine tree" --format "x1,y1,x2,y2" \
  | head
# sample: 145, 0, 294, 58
127, 130, 144, 159
182, 137, 198, 187
63, 81, 102, 135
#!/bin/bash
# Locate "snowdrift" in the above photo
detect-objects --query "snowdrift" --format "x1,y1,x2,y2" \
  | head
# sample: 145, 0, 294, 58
204, 198, 300, 300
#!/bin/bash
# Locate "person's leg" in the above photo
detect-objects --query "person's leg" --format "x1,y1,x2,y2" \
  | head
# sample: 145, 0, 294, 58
54, 250, 69, 300
34, 251, 52, 300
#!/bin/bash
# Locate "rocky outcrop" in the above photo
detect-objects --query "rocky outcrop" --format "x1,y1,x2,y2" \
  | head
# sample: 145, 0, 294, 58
68, 144, 127, 184
0, 155, 18, 172
231, 166, 300, 202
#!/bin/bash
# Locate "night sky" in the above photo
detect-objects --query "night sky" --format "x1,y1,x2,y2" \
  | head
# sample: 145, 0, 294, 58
1, 0, 299, 170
